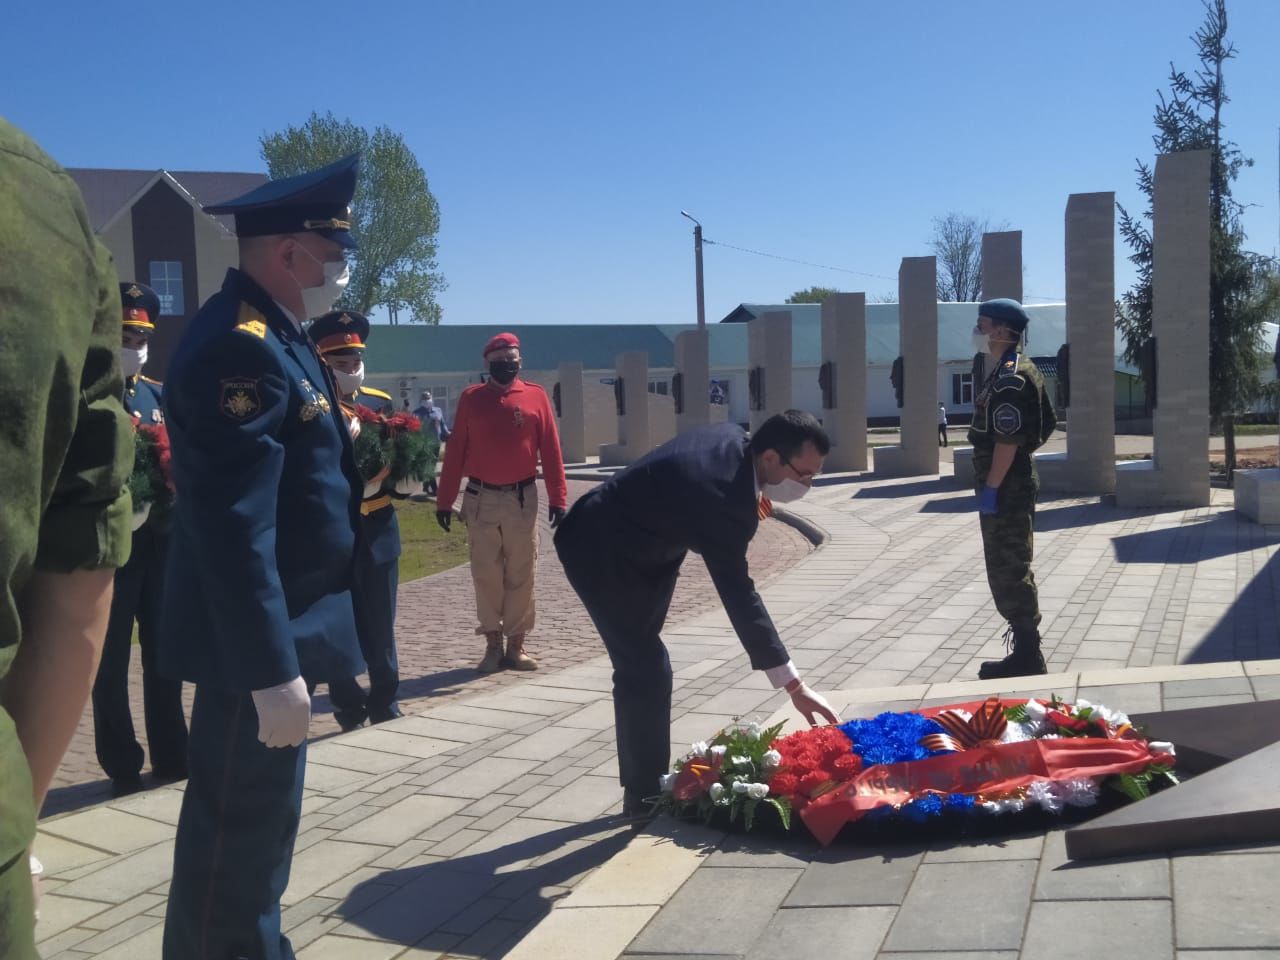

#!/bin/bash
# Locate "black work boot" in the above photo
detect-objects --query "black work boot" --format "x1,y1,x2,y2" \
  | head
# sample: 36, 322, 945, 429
978, 624, 1047, 680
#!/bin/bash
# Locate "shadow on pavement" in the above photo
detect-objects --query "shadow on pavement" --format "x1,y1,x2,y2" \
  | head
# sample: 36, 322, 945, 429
849, 478, 960, 500
1186, 548, 1280, 664
336, 816, 636, 954
1111, 509, 1280, 565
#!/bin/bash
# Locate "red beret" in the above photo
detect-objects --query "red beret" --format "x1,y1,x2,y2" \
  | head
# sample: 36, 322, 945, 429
483, 332, 520, 356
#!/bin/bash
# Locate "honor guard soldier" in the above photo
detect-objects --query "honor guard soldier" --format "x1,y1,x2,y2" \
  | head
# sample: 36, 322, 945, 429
91, 282, 189, 798
968, 299, 1057, 680
436, 333, 568, 673
309, 309, 403, 730
158, 155, 365, 960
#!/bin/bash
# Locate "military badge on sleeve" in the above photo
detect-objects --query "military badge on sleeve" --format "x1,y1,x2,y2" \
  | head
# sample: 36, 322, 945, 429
221, 378, 261, 420
993, 403, 1022, 436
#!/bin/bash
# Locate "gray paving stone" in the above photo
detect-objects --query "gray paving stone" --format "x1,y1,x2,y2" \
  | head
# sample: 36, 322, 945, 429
428, 757, 542, 799
336, 794, 468, 847
629, 867, 802, 955
785, 847, 923, 906
54, 841, 174, 904
923, 833, 1044, 863
1162, 676, 1254, 697
1035, 829, 1170, 900
705, 833, 820, 869
882, 861, 1035, 952
522, 773, 622, 824
332, 865, 498, 943
745, 905, 895, 960
879, 954, 1018, 960
494, 724, 598, 761
1023, 900, 1172, 959
1174, 854, 1280, 948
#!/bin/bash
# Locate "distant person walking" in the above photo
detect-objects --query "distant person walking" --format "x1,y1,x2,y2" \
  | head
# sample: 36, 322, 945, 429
938, 402, 949, 447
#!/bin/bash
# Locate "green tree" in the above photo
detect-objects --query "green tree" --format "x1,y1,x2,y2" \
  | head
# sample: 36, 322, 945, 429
786, 286, 841, 304
1116, 0, 1280, 481
260, 111, 445, 324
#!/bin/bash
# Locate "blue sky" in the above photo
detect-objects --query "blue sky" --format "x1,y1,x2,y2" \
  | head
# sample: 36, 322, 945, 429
5, 1, 1278, 326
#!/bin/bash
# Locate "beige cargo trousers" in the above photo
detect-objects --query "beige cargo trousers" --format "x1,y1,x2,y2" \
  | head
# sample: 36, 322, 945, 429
461, 479, 539, 637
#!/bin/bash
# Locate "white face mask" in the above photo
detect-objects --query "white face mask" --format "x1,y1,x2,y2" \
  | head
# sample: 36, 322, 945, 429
293, 245, 351, 319
120, 344, 147, 377
332, 362, 365, 396
971, 329, 992, 355
763, 477, 810, 503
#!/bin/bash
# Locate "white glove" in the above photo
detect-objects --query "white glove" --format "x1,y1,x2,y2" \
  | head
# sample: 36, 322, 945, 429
789, 682, 840, 726
251, 677, 311, 748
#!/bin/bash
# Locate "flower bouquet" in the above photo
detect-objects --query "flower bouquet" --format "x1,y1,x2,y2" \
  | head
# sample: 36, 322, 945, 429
128, 423, 174, 529
656, 695, 1177, 846
384, 411, 439, 497
352, 405, 393, 497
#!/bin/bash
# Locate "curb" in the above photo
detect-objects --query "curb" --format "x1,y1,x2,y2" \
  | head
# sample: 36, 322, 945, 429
770, 505, 829, 546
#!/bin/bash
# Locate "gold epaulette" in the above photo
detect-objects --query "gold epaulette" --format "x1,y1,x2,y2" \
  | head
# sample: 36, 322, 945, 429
234, 303, 268, 339
360, 386, 392, 401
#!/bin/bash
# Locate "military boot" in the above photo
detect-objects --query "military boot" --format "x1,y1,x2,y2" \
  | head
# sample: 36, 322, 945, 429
502, 633, 538, 671
477, 631, 505, 673
978, 624, 1047, 680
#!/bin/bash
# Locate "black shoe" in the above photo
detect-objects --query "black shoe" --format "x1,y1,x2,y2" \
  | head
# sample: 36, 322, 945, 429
111, 774, 144, 798
620, 789, 657, 823
978, 625, 1048, 680
369, 704, 404, 725
150, 765, 188, 785
335, 711, 367, 733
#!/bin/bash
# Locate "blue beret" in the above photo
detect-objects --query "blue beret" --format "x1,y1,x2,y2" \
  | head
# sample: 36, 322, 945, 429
978, 298, 1030, 332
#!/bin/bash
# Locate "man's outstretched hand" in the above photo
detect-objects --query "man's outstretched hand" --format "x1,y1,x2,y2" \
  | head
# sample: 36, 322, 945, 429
788, 681, 840, 726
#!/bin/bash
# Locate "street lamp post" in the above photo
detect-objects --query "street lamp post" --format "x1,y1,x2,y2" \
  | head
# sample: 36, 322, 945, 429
681, 210, 706, 329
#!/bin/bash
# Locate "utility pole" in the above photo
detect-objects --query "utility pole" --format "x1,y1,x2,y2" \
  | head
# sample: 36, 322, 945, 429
681, 211, 706, 329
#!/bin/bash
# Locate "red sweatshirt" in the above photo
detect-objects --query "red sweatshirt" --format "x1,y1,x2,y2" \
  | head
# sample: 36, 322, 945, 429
436, 378, 567, 511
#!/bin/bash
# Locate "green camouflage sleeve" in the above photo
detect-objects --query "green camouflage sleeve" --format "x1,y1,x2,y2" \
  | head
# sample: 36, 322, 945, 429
987, 367, 1049, 450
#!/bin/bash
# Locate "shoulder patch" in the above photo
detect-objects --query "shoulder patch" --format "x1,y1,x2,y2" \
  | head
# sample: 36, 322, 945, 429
234, 303, 268, 339
220, 378, 262, 420
360, 386, 392, 400
993, 403, 1022, 436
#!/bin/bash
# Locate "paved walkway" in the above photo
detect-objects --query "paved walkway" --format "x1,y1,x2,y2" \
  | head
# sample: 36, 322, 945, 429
45, 479, 811, 813
31, 470, 1280, 958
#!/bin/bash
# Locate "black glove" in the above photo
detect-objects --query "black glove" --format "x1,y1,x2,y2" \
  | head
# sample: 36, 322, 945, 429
436, 510, 452, 532
549, 506, 566, 529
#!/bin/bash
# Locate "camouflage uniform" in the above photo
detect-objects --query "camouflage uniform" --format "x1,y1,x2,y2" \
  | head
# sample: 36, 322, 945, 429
969, 349, 1057, 633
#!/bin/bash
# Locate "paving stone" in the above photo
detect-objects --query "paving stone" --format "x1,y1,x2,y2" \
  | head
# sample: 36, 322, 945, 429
54, 841, 174, 904
76, 891, 166, 931
66, 913, 164, 956
336, 794, 468, 846
1174, 854, 1280, 948
39, 807, 174, 855
704, 832, 819, 869
923, 832, 1044, 863
79, 921, 163, 960
296, 934, 403, 959
522, 774, 622, 824
331, 866, 499, 943
495, 724, 598, 761
1024, 900, 1173, 959
306, 741, 418, 774
1035, 829, 1170, 900
557, 700, 617, 730
104, 787, 186, 826
879, 954, 1019, 960
336, 728, 457, 760
563, 821, 717, 907
31, 832, 115, 877
283, 840, 386, 906
785, 846, 923, 906
746, 905, 895, 960
1162, 676, 1254, 697
33, 893, 112, 939
628, 867, 801, 955
882, 861, 1035, 952
428, 757, 542, 799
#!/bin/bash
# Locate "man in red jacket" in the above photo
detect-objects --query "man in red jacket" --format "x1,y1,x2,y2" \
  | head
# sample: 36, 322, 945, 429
437, 333, 567, 672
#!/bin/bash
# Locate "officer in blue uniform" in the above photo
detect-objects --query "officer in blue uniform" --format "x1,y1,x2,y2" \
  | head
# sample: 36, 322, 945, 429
92, 282, 189, 797
309, 309, 403, 730
159, 154, 365, 960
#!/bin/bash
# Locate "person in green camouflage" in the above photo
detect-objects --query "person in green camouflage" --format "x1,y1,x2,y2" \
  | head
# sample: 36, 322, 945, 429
0, 117, 134, 958
968, 298, 1057, 679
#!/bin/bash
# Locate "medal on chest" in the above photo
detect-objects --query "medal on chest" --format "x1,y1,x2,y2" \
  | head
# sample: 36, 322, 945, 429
299, 379, 332, 422
512, 407, 525, 429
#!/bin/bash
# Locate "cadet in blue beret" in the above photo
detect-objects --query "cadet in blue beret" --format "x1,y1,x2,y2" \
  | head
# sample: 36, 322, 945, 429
968, 298, 1057, 679
308, 310, 403, 730
159, 154, 365, 960
91, 282, 189, 799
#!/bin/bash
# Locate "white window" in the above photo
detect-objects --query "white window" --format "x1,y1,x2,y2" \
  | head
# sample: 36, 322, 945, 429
149, 261, 184, 315
952, 372, 974, 405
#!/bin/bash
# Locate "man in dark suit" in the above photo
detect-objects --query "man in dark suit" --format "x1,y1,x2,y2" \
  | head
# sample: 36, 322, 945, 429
159, 155, 365, 960
554, 410, 840, 816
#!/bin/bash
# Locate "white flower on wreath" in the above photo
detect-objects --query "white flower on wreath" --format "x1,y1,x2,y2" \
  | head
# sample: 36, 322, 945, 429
761, 749, 782, 771
1024, 698, 1048, 723
1060, 779, 1100, 807
1149, 741, 1176, 757
709, 744, 728, 760
744, 721, 763, 739
709, 782, 726, 802
1026, 780, 1063, 814
689, 740, 709, 759
732, 781, 749, 795
730, 755, 752, 769
659, 773, 677, 793
746, 783, 770, 800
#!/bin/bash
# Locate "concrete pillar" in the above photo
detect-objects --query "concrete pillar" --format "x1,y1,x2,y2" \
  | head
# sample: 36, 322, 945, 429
820, 292, 868, 472
981, 231, 1023, 302
554, 361, 586, 463
1116, 150, 1211, 508
875, 258, 939, 477
599, 351, 651, 466
674, 328, 710, 434
1038, 192, 1116, 494
747, 311, 792, 432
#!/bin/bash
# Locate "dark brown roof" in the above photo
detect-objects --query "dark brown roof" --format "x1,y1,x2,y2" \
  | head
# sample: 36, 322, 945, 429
65, 168, 268, 232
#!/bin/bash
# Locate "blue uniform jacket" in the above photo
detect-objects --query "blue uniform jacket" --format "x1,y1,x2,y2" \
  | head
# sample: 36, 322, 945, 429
160, 268, 364, 691
352, 386, 402, 567
558, 422, 789, 672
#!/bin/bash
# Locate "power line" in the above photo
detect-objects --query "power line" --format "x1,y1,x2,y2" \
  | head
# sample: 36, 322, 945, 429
703, 235, 1065, 302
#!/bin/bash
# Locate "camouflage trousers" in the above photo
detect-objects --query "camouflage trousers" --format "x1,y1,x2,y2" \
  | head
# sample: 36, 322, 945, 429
977, 481, 1041, 630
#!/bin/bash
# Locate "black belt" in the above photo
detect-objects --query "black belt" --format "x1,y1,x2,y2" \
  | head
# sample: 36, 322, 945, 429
467, 477, 536, 493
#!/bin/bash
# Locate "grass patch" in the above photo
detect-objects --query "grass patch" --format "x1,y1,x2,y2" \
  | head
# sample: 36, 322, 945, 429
1228, 423, 1280, 436
395, 499, 471, 582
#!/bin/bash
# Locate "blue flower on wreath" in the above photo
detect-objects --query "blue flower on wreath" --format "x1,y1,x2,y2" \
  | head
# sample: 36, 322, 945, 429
838, 711, 948, 766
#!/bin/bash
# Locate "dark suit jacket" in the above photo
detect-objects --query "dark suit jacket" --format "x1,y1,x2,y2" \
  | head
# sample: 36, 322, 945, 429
557, 422, 789, 671
160, 268, 364, 692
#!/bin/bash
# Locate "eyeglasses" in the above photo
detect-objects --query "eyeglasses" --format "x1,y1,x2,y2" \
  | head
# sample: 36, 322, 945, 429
779, 455, 817, 482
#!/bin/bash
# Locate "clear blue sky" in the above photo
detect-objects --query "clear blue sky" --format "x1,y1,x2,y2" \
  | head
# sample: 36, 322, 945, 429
5, 0, 1278, 326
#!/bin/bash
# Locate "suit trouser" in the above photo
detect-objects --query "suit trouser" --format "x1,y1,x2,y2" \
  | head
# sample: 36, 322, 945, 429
555, 516, 679, 798
164, 686, 305, 960
464, 483, 538, 637
329, 550, 400, 720
93, 523, 188, 780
